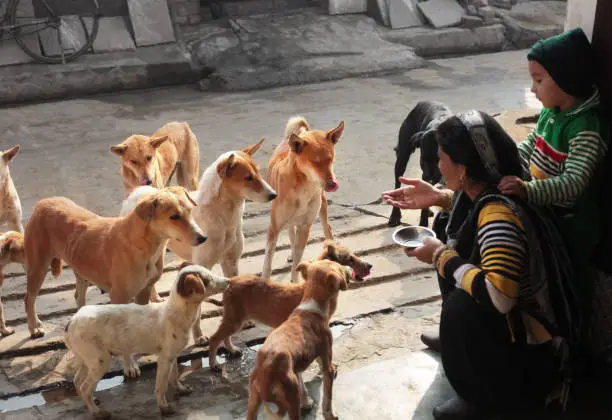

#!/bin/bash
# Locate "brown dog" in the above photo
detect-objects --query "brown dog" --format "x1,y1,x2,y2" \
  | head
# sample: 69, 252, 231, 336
111, 121, 200, 196
262, 116, 344, 283
24, 188, 206, 338
246, 259, 350, 420
208, 240, 370, 371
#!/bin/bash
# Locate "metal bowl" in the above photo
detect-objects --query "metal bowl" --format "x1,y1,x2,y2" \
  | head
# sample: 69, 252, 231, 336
392, 226, 436, 249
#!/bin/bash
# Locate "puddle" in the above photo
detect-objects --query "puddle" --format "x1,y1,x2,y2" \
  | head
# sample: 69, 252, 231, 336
0, 324, 354, 414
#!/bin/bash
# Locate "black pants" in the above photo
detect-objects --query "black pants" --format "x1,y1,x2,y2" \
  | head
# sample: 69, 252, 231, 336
439, 288, 557, 412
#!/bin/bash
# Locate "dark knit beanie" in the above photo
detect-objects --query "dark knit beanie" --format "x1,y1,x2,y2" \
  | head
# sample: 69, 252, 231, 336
527, 28, 595, 98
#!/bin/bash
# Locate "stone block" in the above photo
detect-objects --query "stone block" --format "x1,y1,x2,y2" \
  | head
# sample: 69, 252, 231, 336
38, 15, 88, 58
466, 5, 478, 15
127, 0, 176, 47
461, 14, 484, 28
329, 0, 368, 15
478, 5, 496, 20
83, 16, 136, 53
490, 0, 513, 8
14, 0, 34, 17
417, 0, 466, 29
388, 0, 424, 29
188, 15, 202, 25
367, 0, 390, 27
0, 37, 39, 66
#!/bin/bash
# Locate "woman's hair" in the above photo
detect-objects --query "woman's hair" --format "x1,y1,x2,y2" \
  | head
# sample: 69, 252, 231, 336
436, 111, 524, 184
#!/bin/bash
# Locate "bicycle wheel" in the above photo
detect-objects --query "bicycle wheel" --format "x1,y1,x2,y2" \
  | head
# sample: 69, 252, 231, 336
9, 0, 100, 64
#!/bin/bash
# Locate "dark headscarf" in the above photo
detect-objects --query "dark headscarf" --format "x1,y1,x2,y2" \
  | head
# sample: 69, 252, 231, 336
435, 110, 526, 185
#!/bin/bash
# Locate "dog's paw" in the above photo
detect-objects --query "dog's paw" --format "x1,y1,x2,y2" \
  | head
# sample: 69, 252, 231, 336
30, 327, 45, 339
0, 327, 15, 337
194, 336, 209, 347
176, 382, 192, 396
123, 363, 141, 379
159, 403, 176, 416
323, 411, 338, 420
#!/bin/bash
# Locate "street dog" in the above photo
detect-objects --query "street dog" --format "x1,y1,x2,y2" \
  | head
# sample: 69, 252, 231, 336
0, 145, 24, 234
111, 121, 200, 197
262, 116, 344, 283
24, 187, 206, 338
120, 140, 277, 345
207, 240, 370, 371
388, 101, 452, 227
64, 264, 229, 418
246, 259, 351, 420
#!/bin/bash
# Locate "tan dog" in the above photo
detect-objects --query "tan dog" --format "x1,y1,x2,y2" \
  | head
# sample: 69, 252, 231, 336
246, 259, 351, 420
24, 188, 206, 338
208, 240, 371, 371
262, 117, 344, 283
0, 145, 24, 234
111, 121, 200, 196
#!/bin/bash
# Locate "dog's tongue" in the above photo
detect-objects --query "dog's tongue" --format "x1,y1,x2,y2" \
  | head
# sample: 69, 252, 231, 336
344, 266, 355, 280
140, 179, 149, 186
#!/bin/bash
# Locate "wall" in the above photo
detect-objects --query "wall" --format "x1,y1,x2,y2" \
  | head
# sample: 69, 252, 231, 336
564, 0, 597, 40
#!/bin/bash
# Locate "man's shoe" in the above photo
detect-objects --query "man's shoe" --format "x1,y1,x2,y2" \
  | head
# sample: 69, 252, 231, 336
420, 330, 441, 353
433, 397, 483, 420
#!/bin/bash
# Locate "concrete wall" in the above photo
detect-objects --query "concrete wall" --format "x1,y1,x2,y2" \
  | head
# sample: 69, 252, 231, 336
565, 0, 597, 40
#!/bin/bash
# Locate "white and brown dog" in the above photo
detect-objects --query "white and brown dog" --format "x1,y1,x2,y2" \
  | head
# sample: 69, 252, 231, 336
262, 117, 344, 283
247, 259, 351, 420
0, 145, 24, 234
121, 139, 277, 345
25, 187, 205, 338
64, 264, 229, 418
111, 122, 200, 197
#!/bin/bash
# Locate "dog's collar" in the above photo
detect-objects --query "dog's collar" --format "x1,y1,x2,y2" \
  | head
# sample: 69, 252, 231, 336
295, 299, 327, 317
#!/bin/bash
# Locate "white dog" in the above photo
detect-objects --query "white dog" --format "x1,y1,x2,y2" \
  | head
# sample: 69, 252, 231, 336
0, 145, 23, 234
120, 141, 276, 345
64, 264, 229, 418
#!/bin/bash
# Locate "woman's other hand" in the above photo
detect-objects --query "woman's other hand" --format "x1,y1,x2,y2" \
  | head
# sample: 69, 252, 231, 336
382, 177, 446, 210
405, 236, 443, 264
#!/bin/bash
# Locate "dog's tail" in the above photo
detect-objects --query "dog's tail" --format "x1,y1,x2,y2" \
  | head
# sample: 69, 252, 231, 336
259, 352, 291, 405
284, 116, 310, 139
50, 258, 62, 277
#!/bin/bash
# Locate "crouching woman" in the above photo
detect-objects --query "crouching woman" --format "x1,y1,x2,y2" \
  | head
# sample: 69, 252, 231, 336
383, 110, 577, 420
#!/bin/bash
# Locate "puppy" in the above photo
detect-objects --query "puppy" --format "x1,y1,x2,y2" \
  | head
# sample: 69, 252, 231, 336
111, 121, 200, 197
25, 187, 206, 338
389, 101, 452, 227
246, 259, 351, 420
208, 240, 370, 371
64, 264, 229, 418
263, 116, 344, 283
0, 145, 24, 234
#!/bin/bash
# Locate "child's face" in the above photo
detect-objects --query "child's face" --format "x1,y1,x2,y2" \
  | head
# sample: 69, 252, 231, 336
529, 60, 569, 109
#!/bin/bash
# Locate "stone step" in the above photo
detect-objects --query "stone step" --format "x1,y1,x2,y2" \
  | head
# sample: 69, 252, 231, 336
0, 265, 439, 397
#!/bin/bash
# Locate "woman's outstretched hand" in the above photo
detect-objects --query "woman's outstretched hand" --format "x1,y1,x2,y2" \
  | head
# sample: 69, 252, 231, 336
498, 176, 527, 198
382, 177, 444, 210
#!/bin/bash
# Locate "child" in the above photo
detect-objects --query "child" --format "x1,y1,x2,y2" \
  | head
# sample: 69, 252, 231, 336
498, 28, 608, 269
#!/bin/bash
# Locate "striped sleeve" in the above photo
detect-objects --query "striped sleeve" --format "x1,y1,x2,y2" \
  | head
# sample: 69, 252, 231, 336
517, 128, 537, 163
525, 130, 607, 206
436, 202, 528, 313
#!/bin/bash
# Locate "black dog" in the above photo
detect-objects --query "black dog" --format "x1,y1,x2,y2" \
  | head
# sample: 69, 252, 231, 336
389, 100, 452, 227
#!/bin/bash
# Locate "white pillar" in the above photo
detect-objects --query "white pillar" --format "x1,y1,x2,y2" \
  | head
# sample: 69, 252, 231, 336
565, 0, 598, 41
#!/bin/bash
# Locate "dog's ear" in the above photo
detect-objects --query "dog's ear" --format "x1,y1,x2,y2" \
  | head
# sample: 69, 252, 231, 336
183, 190, 197, 207
217, 153, 236, 178
0, 238, 12, 256
110, 143, 127, 156
320, 240, 337, 261
326, 121, 344, 144
289, 134, 304, 154
177, 273, 205, 298
135, 196, 159, 222
328, 271, 348, 292
242, 138, 264, 156
150, 135, 169, 149
178, 261, 193, 270
296, 261, 309, 280
2, 145, 20, 163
